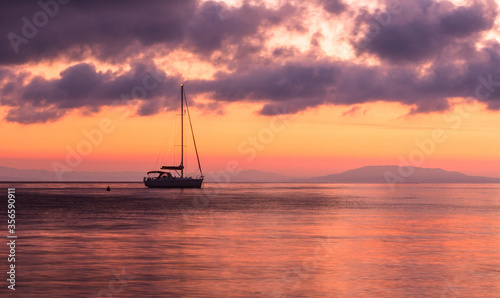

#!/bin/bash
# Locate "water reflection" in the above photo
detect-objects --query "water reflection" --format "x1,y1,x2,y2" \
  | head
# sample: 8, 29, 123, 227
1, 183, 499, 297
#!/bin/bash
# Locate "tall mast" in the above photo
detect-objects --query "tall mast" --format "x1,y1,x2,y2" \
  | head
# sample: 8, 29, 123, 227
180, 83, 184, 178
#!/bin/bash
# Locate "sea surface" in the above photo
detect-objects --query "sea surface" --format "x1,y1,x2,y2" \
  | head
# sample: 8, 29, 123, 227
0, 183, 499, 297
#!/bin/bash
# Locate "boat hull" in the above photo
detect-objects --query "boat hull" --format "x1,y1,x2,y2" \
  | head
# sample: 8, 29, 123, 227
144, 177, 203, 188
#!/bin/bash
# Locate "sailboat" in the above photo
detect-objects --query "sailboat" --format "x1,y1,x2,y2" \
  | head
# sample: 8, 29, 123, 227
144, 84, 204, 188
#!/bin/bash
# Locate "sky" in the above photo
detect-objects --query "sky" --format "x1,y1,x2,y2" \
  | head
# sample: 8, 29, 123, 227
1, 0, 500, 178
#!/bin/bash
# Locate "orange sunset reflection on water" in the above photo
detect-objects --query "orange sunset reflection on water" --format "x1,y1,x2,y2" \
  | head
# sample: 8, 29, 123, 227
8, 183, 499, 297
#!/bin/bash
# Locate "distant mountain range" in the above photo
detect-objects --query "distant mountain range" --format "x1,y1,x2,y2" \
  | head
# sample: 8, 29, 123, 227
296, 166, 500, 183
1, 165, 499, 183
0, 166, 143, 182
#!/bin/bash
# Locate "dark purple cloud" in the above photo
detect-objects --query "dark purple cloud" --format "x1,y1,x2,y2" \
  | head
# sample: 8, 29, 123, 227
1, 60, 182, 123
0, 0, 198, 65
440, 2, 495, 37
0, 0, 296, 66
353, 0, 497, 62
190, 43, 500, 115
320, 0, 347, 15
187, 1, 296, 54
5, 105, 67, 124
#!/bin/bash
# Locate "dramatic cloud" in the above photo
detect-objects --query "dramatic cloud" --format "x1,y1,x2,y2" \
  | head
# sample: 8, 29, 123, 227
1, 0, 500, 123
192, 44, 500, 114
0, 0, 296, 66
1, 60, 182, 123
0, 0, 197, 65
353, 0, 497, 62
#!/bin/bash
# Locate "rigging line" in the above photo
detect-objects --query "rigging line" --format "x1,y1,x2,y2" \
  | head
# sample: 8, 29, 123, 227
183, 88, 203, 177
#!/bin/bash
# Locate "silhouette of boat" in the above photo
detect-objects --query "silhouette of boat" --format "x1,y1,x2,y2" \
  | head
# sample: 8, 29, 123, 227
144, 84, 204, 188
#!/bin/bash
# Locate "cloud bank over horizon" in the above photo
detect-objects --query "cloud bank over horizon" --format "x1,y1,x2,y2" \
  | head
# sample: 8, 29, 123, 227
1, 0, 500, 124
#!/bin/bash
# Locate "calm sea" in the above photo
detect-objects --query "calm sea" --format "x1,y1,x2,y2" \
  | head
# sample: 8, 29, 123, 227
1, 183, 499, 297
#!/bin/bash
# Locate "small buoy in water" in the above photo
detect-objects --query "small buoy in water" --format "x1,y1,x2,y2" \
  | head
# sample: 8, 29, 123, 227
106, 186, 111, 191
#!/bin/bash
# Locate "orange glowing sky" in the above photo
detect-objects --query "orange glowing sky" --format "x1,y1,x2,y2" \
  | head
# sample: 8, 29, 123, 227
1, 0, 500, 178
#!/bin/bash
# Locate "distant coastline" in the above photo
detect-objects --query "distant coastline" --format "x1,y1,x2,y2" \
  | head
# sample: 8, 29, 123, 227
2, 165, 500, 184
